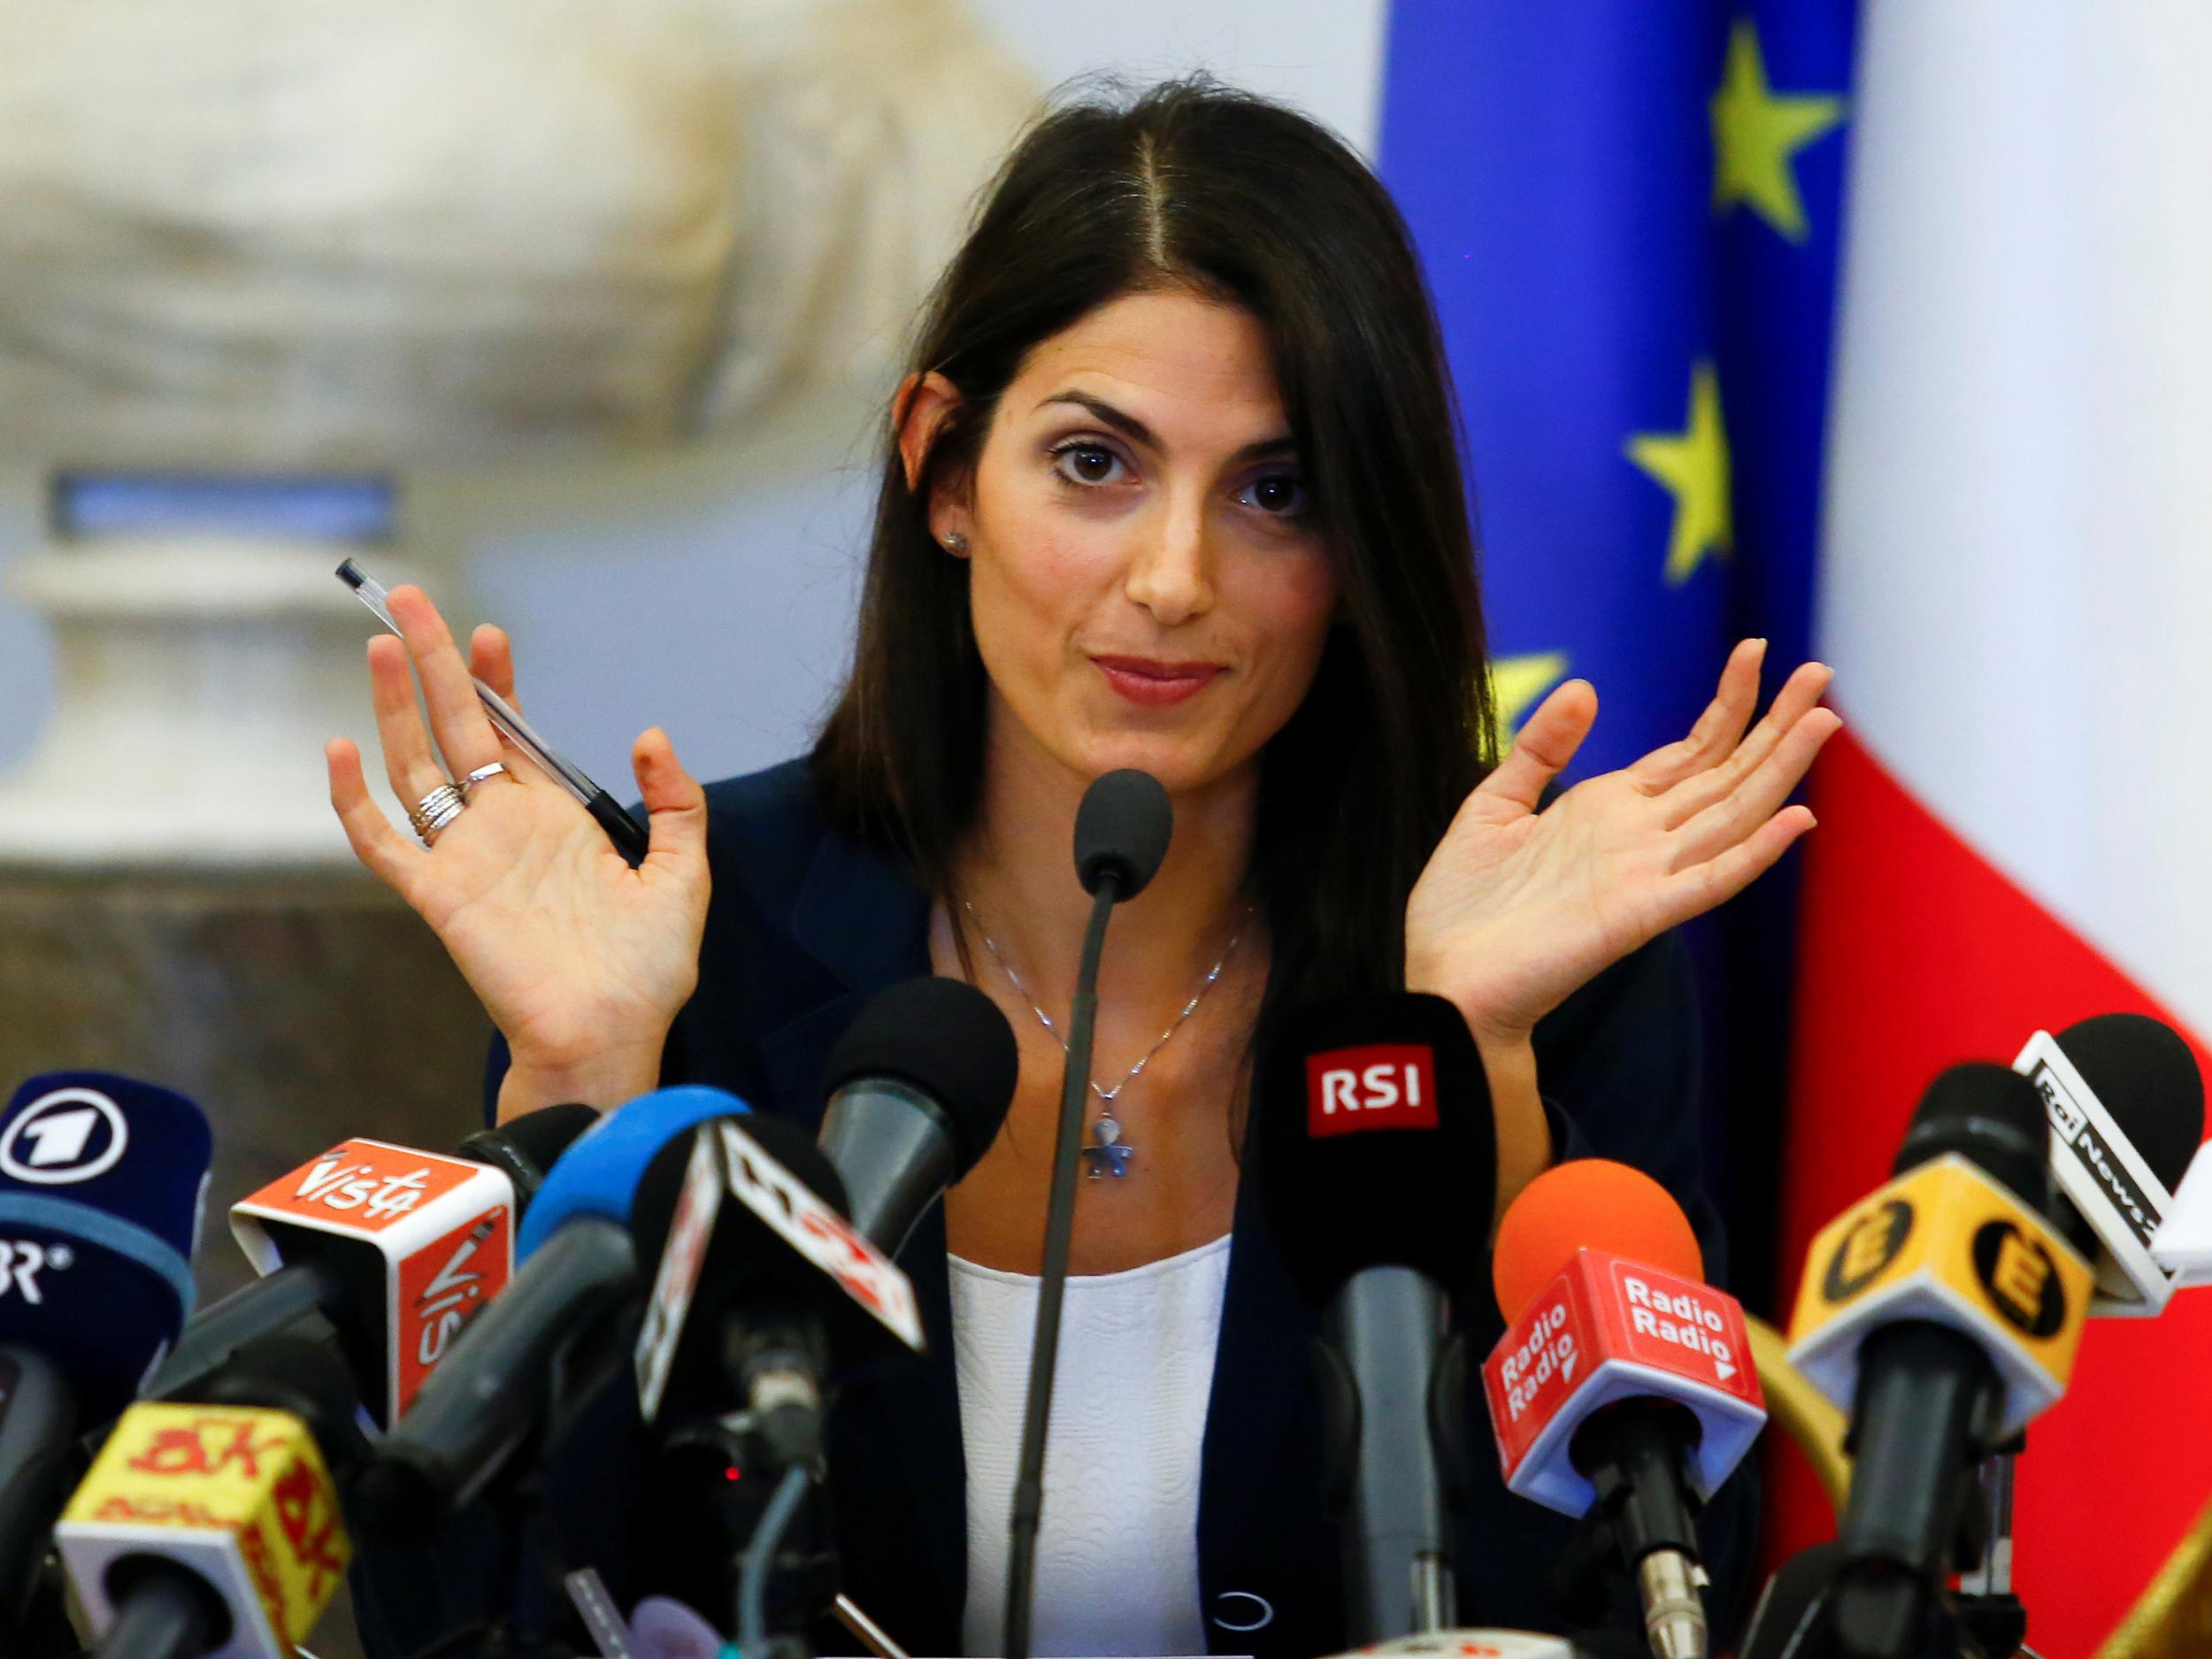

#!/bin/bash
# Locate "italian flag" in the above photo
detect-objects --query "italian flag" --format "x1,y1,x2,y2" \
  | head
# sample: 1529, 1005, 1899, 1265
1774, 4, 2212, 1650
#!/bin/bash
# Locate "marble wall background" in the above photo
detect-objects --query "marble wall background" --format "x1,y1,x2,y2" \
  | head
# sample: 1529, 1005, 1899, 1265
0, 1, 1390, 792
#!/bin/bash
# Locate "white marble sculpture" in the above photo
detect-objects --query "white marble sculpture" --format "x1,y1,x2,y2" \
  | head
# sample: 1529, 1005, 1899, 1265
0, 0, 1035, 862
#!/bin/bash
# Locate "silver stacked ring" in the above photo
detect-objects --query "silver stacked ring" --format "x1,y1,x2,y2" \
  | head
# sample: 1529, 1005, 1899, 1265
408, 782, 468, 845
460, 761, 511, 798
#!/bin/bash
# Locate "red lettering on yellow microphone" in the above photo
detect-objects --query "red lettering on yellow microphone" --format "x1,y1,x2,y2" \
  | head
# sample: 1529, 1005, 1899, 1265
94, 1494, 227, 1526
271, 1455, 346, 1600
236, 1521, 293, 1641
126, 1417, 291, 1479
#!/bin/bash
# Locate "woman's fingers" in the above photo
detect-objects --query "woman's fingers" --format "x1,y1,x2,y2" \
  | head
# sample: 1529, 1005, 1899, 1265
388, 584, 503, 776
1628, 639, 1766, 793
1669, 706, 1842, 872
1665, 803, 1817, 924
634, 727, 709, 873
1661, 658, 1834, 828
470, 625, 520, 710
326, 738, 425, 890
367, 635, 451, 808
1471, 678, 1599, 818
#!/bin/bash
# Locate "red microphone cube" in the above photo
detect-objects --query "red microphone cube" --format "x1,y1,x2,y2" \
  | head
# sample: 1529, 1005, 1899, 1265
1481, 1248, 1765, 1516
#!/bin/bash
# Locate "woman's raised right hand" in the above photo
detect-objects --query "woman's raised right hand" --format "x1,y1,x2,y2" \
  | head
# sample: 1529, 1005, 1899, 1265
326, 585, 710, 1113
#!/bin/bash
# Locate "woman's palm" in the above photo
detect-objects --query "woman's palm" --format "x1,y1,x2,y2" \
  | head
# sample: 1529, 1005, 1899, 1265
326, 586, 710, 1071
408, 773, 705, 1063
1408, 641, 1839, 1040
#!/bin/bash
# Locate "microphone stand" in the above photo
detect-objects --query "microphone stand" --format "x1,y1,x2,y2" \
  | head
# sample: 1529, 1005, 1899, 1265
1002, 872, 1118, 1659
0, 1345, 80, 1658
1001, 767, 1170, 1659
1954, 1442, 2037, 1659
1741, 1517, 2032, 1659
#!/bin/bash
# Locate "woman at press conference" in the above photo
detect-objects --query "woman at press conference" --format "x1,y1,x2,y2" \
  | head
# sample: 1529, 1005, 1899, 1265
329, 79, 1838, 1659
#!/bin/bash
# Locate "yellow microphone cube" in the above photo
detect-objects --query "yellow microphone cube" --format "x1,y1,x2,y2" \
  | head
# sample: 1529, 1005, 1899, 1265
1786, 1153, 2093, 1436
57, 1402, 350, 1658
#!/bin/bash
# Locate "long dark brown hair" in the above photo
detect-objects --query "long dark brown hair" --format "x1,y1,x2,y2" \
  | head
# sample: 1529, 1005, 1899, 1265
813, 76, 1494, 1073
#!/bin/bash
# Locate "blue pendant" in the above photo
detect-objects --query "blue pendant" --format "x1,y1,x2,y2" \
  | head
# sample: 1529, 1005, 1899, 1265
1080, 1111, 1133, 1179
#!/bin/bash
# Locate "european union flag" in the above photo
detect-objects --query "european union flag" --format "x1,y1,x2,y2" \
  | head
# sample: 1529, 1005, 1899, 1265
1378, 4, 1855, 1296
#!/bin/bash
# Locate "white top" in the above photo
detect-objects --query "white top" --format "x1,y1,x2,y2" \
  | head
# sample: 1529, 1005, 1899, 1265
949, 1235, 1233, 1658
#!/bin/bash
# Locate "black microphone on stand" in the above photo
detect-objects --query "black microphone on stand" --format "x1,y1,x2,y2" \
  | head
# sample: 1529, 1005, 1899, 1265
1251, 994, 1497, 1643
818, 975, 1021, 1256
1002, 769, 1173, 1659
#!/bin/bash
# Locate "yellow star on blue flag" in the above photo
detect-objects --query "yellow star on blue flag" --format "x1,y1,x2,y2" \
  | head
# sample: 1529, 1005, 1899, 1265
1377, 1, 1855, 1296
1626, 362, 1732, 586
1710, 18, 1847, 243
1491, 652, 1570, 749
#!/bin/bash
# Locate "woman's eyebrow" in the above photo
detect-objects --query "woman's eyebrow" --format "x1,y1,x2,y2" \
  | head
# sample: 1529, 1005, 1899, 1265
1033, 389, 1296, 465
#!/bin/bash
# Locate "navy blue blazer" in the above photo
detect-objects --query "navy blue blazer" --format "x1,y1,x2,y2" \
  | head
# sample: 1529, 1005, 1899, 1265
359, 757, 1755, 1659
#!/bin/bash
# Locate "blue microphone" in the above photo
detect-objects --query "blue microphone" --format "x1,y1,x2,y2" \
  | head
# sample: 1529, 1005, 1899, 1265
518, 1086, 754, 1259
361, 1086, 753, 1525
0, 1071, 211, 1635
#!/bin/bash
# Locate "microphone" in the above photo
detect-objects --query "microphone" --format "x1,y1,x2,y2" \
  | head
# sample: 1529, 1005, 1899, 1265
1003, 768, 1171, 1659
818, 976, 1020, 1255
1253, 992, 1497, 1642
1482, 1160, 1764, 1659
0, 1350, 73, 1641
219, 1137, 517, 1428
517, 1085, 750, 1258
457, 1102, 606, 1214
0, 1072, 212, 1639
1785, 1063, 2093, 1659
630, 1113, 923, 1437
0, 1072, 211, 1420
2010, 1013, 2205, 1312
55, 1333, 362, 1659
150, 1103, 596, 1423
357, 1086, 752, 1525
626, 1114, 924, 1647
2152, 1131, 2212, 1286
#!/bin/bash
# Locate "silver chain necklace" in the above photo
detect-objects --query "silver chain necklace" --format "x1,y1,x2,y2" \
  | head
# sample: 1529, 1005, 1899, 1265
961, 897, 1254, 1180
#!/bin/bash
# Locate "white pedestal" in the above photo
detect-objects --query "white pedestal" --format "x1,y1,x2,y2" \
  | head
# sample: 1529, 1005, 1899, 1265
0, 535, 418, 865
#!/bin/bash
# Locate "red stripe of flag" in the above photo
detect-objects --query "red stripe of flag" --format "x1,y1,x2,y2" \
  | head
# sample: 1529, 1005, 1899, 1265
1771, 724, 2212, 1653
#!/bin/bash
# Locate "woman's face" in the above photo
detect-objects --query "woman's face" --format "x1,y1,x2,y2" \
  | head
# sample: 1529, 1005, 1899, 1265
926, 289, 1340, 799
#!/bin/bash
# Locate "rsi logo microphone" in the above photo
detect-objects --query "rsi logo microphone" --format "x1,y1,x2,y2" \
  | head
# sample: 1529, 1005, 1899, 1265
0, 1088, 128, 1185
1304, 1043, 1440, 1138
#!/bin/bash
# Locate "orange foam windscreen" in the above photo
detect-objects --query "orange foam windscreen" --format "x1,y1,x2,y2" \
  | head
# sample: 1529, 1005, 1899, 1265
1491, 1157, 1705, 1322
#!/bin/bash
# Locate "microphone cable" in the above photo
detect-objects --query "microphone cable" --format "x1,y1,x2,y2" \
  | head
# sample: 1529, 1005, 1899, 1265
740, 1463, 814, 1659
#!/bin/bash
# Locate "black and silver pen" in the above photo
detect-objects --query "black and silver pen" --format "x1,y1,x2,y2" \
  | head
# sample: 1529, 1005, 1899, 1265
336, 558, 651, 867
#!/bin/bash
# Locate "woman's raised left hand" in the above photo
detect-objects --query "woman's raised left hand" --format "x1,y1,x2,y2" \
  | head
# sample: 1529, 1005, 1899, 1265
1405, 639, 1839, 1046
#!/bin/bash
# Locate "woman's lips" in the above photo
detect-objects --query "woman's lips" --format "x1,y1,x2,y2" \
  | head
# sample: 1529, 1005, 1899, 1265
1093, 655, 1227, 707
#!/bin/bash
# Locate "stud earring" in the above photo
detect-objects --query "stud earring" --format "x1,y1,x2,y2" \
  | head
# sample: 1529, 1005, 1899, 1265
942, 530, 969, 555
